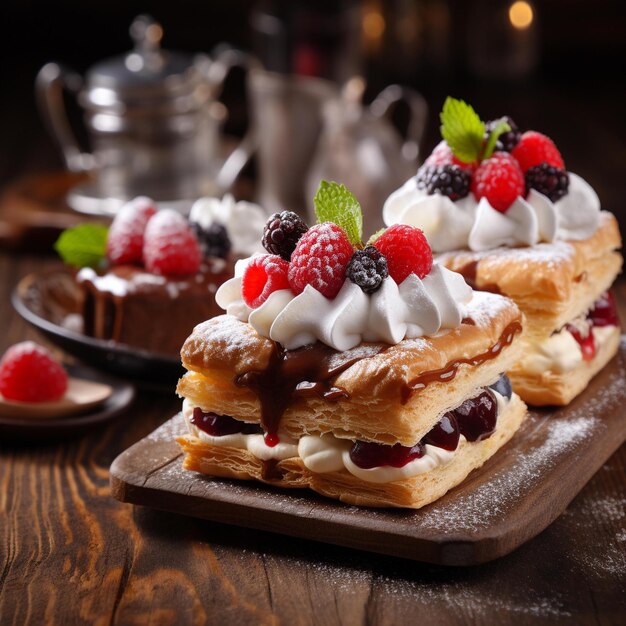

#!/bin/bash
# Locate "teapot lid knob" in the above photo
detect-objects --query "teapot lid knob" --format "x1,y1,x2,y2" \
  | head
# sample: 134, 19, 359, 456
129, 15, 163, 54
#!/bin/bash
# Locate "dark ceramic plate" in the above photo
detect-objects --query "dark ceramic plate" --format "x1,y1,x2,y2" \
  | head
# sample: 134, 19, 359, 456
12, 269, 183, 385
0, 364, 135, 441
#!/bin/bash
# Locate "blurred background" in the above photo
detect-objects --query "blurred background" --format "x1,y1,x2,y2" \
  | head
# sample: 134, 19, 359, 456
0, 0, 625, 245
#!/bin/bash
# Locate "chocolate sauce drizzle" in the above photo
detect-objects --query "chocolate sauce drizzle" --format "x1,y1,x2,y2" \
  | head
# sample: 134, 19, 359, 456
235, 342, 385, 437
235, 321, 522, 436
457, 261, 501, 294
400, 321, 523, 404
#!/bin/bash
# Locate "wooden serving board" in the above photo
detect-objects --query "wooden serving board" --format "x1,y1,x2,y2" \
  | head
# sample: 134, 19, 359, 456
110, 340, 626, 566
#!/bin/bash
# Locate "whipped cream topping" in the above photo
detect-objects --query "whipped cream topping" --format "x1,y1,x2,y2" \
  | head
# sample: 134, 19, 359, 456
182, 390, 510, 483
190, 194, 267, 257
216, 258, 473, 351
383, 172, 600, 252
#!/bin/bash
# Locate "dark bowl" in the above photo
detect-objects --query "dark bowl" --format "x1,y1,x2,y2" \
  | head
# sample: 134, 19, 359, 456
12, 269, 184, 385
0, 363, 135, 441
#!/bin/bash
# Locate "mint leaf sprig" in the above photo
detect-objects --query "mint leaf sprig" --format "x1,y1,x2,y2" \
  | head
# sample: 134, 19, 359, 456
439, 97, 511, 164
313, 180, 363, 247
482, 117, 512, 160
440, 97, 485, 164
54, 223, 109, 269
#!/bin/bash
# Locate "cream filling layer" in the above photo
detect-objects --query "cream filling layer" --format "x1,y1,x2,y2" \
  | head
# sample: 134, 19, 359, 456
520, 324, 616, 375
182, 391, 509, 483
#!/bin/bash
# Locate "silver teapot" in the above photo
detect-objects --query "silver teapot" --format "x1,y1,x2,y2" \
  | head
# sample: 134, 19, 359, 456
36, 15, 255, 214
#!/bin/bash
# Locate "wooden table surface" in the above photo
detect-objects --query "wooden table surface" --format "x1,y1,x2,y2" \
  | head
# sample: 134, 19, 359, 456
0, 252, 625, 625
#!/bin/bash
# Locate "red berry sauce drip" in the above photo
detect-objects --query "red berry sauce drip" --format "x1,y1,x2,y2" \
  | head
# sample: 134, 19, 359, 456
349, 441, 425, 469
563, 291, 620, 362
190, 407, 262, 437
264, 432, 280, 448
235, 342, 386, 439
565, 324, 595, 361
589, 291, 620, 328
452, 390, 498, 442
423, 413, 460, 451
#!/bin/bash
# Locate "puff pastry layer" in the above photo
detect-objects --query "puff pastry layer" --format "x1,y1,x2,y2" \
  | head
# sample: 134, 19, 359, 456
177, 291, 523, 446
176, 393, 526, 509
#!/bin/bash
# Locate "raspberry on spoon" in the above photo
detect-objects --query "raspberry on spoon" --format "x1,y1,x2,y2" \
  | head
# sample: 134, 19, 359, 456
0, 342, 68, 403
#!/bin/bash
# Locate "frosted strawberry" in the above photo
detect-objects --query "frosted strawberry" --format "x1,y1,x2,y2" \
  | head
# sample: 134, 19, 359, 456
288, 223, 354, 298
424, 141, 476, 172
143, 209, 202, 276
471, 152, 525, 213
106, 197, 156, 265
0, 342, 68, 403
373, 224, 432, 283
511, 131, 565, 172
241, 255, 290, 308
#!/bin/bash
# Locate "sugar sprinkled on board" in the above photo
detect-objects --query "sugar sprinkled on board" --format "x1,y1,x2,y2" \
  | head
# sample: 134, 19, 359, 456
417, 415, 598, 532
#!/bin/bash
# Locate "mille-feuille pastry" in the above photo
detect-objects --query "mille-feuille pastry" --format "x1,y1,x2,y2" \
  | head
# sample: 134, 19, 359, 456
56, 194, 266, 356
176, 182, 527, 509
383, 97, 622, 406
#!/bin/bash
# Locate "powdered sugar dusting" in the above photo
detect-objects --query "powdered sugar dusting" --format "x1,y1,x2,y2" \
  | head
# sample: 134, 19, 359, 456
191, 316, 261, 362
465, 290, 518, 329
417, 415, 599, 532
560, 495, 626, 577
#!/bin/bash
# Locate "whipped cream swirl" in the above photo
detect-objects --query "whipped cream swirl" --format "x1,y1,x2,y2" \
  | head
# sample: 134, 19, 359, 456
383, 172, 600, 252
190, 194, 267, 257
216, 257, 472, 351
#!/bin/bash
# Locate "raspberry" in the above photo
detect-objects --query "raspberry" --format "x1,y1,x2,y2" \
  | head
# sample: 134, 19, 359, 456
192, 222, 232, 259
373, 224, 433, 283
471, 151, 525, 213
525, 163, 569, 202
346, 246, 389, 294
0, 342, 68, 403
485, 116, 521, 153
106, 196, 156, 265
262, 211, 309, 260
241, 255, 290, 308
143, 210, 202, 276
415, 164, 471, 201
288, 223, 354, 298
511, 131, 565, 172
424, 141, 476, 172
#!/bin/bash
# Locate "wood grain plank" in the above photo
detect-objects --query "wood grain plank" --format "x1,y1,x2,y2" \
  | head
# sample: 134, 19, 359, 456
110, 342, 626, 566
1, 253, 625, 624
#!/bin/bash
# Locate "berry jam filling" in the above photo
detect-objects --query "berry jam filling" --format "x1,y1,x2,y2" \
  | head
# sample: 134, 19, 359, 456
589, 291, 620, 328
349, 385, 503, 469
489, 374, 512, 399
190, 408, 263, 437
349, 441, 425, 469
453, 390, 497, 442
423, 413, 460, 451
565, 324, 595, 361
562, 291, 619, 361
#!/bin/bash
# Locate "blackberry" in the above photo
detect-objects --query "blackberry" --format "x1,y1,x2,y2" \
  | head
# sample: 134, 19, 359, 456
525, 162, 569, 202
489, 374, 512, 399
262, 211, 308, 260
485, 116, 521, 153
346, 246, 388, 294
415, 164, 470, 201
192, 222, 232, 259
